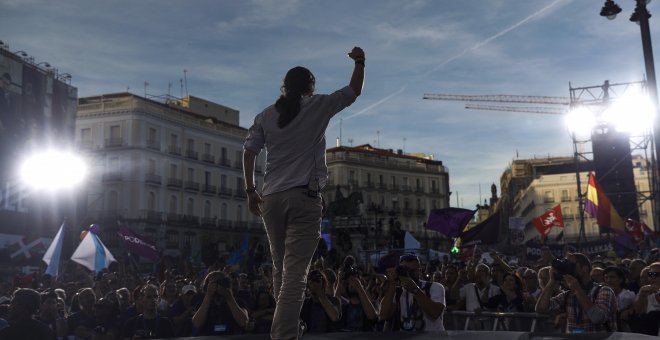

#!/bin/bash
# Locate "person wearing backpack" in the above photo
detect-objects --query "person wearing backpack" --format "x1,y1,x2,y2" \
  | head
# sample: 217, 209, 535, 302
379, 254, 446, 332
536, 252, 618, 334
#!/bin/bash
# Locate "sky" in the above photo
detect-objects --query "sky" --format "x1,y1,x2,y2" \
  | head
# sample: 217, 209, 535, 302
1, 0, 657, 209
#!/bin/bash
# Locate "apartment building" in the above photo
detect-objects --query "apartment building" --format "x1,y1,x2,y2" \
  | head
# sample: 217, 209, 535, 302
75, 93, 265, 260
324, 144, 450, 247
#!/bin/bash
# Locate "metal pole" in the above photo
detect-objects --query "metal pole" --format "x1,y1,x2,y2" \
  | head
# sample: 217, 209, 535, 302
573, 133, 586, 247
637, 1, 660, 231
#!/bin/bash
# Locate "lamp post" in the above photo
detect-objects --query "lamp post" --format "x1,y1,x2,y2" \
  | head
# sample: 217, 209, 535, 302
601, 0, 660, 230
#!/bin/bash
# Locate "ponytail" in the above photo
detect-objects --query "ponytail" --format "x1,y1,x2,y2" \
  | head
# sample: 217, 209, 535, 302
275, 66, 315, 128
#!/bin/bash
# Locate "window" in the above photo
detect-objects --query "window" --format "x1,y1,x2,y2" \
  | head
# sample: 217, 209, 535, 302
110, 125, 120, 139
221, 174, 227, 188
109, 157, 120, 173
561, 190, 570, 202
379, 175, 383, 184
205, 171, 211, 185
187, 168, 195, 181
544, 191, 554, 203
221, 203, 228, 220
204, 200, 211, 218
81, 128, 91, 143
148, 159, 156, 174
563, 207, 571, 217
236, 177, 244, 191
187, 138, 195, 151
186, 198, 194, 215
431, 199, 438, 209
147, 192, 156, 211
237, 205, 243, 221
169, 195, 177, 214
221, 147, 227, 160
204, 143, 211, 154
170, 134, 178, 147
367, 173, 371, 184
416, 178, 421, 189
391, 176, 396, 186
431, 180, 437, 190
403, 177, 409, 186
148, 127, 157, 141
170, 164, 178, 178
349, 170, 355, 181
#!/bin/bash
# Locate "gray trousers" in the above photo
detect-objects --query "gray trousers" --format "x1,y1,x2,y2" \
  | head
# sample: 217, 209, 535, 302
262, 187, 322, 340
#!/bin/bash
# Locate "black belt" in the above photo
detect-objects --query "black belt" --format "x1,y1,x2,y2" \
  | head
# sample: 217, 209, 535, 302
292, 185, 320, 198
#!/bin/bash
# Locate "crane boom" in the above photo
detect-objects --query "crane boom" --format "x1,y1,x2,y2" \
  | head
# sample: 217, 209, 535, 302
464, 104, 567, 115
423, 93, 570, 105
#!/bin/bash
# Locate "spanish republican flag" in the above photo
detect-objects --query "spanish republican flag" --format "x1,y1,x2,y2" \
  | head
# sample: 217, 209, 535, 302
585, 173, 625, 232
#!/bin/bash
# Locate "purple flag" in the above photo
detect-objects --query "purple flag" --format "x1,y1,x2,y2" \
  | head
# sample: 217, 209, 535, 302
117, 226, 160, 262
426, 208, 475, 237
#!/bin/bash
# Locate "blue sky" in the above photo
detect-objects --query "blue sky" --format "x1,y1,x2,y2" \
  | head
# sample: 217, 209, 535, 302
1, 0, 657, 209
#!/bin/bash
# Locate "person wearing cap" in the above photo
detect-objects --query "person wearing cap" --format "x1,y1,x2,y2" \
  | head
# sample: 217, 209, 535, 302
169, 284, 198, 336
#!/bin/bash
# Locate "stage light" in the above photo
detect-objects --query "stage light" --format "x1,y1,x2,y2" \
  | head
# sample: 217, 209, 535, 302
565, 106, 597, 139
601, 91, 655, 134
19, 150, 88, 192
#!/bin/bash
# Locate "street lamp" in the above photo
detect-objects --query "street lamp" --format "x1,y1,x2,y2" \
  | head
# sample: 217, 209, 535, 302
601, 0, 660, 231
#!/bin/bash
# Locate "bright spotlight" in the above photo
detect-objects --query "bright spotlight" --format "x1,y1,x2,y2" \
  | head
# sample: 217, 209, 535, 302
566, 106, 597, 139
601, 92, 654, 135
19, 151, 88, 191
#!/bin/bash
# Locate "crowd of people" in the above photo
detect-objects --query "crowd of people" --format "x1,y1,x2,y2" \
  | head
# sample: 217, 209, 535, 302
0, 245, 659, 339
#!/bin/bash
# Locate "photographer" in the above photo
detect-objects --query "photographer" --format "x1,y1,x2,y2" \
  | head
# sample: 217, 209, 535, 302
535, 253, 618, 333
379, 254, 445, 332
121, 284, 175, 339
191, 270, 249, 336
300, 269, 341, 333
336, 268, 378, 332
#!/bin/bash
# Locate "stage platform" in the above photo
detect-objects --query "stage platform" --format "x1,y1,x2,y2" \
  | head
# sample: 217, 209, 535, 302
171, 331, 658, 339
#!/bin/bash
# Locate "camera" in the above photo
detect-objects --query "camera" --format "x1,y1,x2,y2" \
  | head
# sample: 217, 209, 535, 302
308, 270, 323, 283
551, 258, 576, 281
396, 265, 412, 278
342, 263, 359, 279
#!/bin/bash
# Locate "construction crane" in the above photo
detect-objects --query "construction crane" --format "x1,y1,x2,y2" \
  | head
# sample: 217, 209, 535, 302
464, 104, 566, 115
422, 93, 570, 105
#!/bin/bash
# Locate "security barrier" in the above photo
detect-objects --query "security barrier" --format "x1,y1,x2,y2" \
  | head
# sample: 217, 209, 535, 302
444, 310, 552, 332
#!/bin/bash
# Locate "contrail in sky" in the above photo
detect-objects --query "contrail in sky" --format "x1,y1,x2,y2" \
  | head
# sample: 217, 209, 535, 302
338, 0, 567, 124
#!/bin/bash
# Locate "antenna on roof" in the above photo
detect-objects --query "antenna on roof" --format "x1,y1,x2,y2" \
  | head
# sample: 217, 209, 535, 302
180, 78, 184, 98
348, 138, 354, 146
339, 118, 343, 146
183, 69, 189, 97
144, 81, 149, 97
167, 82, 172, 97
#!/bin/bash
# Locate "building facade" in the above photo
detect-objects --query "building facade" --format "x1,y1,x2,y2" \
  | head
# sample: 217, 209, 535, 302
511, 155, 654, 243
324, 144, 450, 250
75, 93, 265, 263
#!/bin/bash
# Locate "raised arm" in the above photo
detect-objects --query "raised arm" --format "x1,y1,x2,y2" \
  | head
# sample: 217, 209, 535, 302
347, 47, 365, 96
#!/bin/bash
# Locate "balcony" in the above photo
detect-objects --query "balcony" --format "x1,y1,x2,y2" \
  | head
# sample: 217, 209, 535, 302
403, 208, 413, 217
415, 187, 424, 193
390, 184, 399, 191
219, 219, 232, 229
185, 150, 198, 160
202, 184, 217, 195
167, 178, 183, 189
255, 165, 263, 174
146, 139, 160, 150
234, 221, 248, 230
364, 182, 375, 189
102, 172, 122, 182
378, 183, 388, 190
182, 215, 200, 225
143, 210, 163, 223
167, 213, 184, 223
184, 181, 200, 192
234, 161, 243, 170
218, 187, 233, 196
400, 185, 412, 192
218, 158, 231, 167
416, 208, 426, 216
201, 217, 217, 227
543, 198, 555, 203
104, 138, 123, 148
561, 196, 571, 202
348, 180, 359, 187
145, 173, 162, 185
234, 191, 247, 200
202, 153, 215, 163
168, 145, 181, 155
430, 188, 440, 194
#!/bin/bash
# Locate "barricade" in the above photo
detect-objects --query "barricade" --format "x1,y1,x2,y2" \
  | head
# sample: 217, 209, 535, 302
445, 310, 551, 332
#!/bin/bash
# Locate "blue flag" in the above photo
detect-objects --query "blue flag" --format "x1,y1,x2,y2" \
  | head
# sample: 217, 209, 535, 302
43, 222, 65, 277
426, 208, 475, 237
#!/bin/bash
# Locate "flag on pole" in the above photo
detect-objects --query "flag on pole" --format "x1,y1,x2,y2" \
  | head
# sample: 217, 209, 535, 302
404, 231, 421, 250
117, 225, 160, 262
532, 204, 564, 240
460, 210, 501, 246
426, 208, 475, 237
43, 222, 65, 277
71, 230, 116, 273
585, 173, 625, 232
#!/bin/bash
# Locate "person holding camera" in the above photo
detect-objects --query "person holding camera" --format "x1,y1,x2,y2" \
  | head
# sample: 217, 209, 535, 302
191, 271, 249, 336
379, 254, 446, 332
535, 253, 618, 333
630, 262, 660, 335
243, 46, 365, 340
300, 269, 341, 333
121, 284, 175, 339
336, 269, 378, 332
